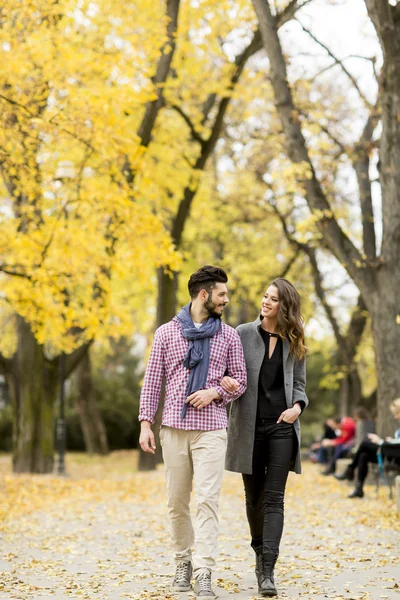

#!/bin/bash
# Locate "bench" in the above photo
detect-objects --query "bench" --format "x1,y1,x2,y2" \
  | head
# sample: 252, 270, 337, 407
381, 443, 400, 500
335, 454, 400, 509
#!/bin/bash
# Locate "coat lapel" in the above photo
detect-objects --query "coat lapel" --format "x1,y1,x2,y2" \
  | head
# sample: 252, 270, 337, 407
250, 317, 265, 370
283, 338, 290, 365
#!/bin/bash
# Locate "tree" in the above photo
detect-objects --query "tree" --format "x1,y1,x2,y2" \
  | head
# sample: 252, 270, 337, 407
155, 0, 312, 327
251, 0, 399, 435
75, 350, 108, 455
271, 202, 367, 414
0, 0, 180, 472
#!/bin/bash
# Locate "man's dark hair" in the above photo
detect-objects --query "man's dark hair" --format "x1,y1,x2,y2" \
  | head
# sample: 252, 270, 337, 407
188, 265, 228, 299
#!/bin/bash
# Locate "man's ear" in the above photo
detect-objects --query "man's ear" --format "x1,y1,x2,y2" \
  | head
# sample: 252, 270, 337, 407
199, 288, 208, 301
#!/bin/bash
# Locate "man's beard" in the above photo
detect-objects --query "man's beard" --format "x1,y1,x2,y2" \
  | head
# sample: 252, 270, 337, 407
204, 294, 223, 318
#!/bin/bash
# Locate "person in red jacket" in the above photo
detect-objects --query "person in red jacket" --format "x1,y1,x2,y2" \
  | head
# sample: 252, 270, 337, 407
320, 416, 356, 475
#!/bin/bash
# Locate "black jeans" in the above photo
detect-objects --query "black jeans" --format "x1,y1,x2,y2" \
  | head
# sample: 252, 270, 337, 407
242, 419, 295, 556
350, 440, 378, 483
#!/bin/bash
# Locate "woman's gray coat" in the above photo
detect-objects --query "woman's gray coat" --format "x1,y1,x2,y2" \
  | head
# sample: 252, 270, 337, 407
225, 317, 308, 475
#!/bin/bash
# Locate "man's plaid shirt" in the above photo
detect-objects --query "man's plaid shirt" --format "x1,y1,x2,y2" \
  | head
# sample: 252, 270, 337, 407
139, 316, 247, 431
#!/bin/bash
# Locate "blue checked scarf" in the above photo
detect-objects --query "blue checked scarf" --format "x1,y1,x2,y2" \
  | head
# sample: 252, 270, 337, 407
176, 303, 221, 420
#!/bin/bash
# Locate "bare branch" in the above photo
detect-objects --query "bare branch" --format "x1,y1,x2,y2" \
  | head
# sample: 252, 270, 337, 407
296, 20, 373, 109
122, 0, 181, 186
0, 265, 32, 279
277, 0, 312, 26
64, 341, 93, 378
137, 0, 181, 147
270, 252, 298, 280
0, 93, 35, 116
251, 0, 373, 296
170, 104, 206, 146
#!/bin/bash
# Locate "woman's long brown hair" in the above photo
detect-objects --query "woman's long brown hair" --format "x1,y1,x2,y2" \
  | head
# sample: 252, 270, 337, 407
269, 278, 308, 360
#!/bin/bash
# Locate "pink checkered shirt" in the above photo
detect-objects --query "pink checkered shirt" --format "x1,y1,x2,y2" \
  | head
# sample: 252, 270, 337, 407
139, 316, 247, 430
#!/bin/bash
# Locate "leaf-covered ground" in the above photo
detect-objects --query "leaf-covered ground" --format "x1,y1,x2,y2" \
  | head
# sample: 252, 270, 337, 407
0, 452, 399, 599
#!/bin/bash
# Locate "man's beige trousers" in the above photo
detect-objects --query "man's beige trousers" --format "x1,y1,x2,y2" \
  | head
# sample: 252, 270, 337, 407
159, 426, 227, 573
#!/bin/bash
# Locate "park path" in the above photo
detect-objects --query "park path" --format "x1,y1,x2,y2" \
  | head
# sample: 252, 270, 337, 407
0, 455, 399, 600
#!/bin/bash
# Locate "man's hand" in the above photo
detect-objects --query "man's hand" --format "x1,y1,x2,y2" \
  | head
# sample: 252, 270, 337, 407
139, 421, 156, 454
277, 403, 301, 424
220, 376, 239, 393
321, 438, 334, 448
186, 388, 220, 409
310, 441, 321, 450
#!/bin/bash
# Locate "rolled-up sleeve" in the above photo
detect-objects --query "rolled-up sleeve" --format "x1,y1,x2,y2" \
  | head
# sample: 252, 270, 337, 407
138, 329, 165, 424
214, 330, 247, 408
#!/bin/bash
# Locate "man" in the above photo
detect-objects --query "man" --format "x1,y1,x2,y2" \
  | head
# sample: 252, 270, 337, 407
309, 418, 338, 464
139, 265, 247, 600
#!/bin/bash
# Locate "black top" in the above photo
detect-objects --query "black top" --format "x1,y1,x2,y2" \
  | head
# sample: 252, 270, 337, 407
257, 327, 287, 420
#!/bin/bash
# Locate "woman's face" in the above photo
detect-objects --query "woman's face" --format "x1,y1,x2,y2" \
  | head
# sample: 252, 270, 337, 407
391, 407, 400, 421
261, 285, 280, 320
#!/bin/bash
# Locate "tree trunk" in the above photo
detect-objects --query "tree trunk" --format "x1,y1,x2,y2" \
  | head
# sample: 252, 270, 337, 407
76, 351, 108, 455
156, 267, 179, 327
338, 375, 349, 417
338, 368, 363, 417
349, 367, 363, 412
370, 274, 400, 437
360, 5, 400, 436
8, 317, 58, 473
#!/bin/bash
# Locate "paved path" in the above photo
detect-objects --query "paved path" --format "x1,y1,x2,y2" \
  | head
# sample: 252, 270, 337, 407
0, 458, 399, 600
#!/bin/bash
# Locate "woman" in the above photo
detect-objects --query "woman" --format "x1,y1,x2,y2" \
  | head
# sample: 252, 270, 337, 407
335, 398, 400, 498
223, 278, 308, 597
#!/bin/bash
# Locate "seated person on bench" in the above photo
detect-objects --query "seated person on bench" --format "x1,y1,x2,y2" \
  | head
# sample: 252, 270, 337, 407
334, 397, 400, 498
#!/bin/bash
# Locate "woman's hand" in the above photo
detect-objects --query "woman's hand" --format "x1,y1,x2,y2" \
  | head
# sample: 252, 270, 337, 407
277, 404, 301, 424
367, 433, 382, 445
220, 376, 239, 393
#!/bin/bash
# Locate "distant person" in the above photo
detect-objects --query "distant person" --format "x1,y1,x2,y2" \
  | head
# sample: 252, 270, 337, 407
352, 406, 375, 452
309, 419, 337, 464
138, 265, 247, 600
222, 278, 308, 597
335, 398, 400, 498
321, 415, 356, 475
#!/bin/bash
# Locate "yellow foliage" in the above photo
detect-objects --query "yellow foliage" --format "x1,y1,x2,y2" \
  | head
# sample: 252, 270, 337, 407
0, 0, 183, 352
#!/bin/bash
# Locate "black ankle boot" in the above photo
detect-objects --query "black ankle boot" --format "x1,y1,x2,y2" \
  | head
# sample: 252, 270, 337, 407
253, 546, 263, 587
322, 464, 335, 475
259, 552, 278, 597
334, 465, 355, 481
348, 481, 364, 498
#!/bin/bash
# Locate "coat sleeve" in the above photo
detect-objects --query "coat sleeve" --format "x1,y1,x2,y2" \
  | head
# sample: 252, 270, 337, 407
213, 329, 247, 408
293, 355, 308, 411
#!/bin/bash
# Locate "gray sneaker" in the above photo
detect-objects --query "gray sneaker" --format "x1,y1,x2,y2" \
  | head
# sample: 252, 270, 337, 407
194, 570, 217, 599
172, 561, 192, 592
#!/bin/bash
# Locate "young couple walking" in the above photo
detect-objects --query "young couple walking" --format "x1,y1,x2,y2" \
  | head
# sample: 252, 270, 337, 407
139, 265, 308, 599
